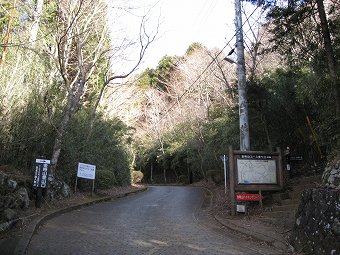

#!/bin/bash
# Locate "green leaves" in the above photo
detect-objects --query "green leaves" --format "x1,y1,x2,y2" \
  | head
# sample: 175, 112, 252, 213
137, 55, 176, 91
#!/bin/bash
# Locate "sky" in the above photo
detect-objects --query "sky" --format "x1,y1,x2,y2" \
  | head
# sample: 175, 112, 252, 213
107, 0, 261, 72
139, 0, 236, 69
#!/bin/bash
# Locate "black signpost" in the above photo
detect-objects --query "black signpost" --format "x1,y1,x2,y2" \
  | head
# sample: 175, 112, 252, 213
33, 159, 50, 208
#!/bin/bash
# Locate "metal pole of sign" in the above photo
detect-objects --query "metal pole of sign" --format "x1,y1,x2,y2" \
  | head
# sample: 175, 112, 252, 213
223, 155, 227, 194
75, 163, 79, 193
220, 155, 228, 194
259, 190, 263, 210
228, 146, 236, 216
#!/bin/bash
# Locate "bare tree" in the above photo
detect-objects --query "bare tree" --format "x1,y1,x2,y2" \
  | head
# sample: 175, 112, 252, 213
49, 0, 156, 176
86, 16, 158, 141
175, 47, 236, 124
138, 47, 237, 180
143, 88, 169, 183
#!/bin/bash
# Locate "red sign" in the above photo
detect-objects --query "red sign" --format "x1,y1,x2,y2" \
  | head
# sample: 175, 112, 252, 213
236, 193, 262, 201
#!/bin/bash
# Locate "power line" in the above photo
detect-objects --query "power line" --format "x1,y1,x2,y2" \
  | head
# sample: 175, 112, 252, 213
156, 4, 261, 124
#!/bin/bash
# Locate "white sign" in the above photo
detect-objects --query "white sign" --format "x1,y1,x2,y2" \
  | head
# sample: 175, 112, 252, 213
236, 204, 246, 213
237, 159, 277, 184
36, 159, 51, 164
77, 162, 96, 180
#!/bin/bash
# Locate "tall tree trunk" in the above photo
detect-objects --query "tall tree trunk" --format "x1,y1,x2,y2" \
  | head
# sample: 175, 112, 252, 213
150, 161, 153, 183
50, 94, 74, 177
50, 80, 86, 177
0, 0, 17, 73
315, 0, 340, 119
199, 152, 206, 181
160, 142, 167, 183
261, 114, 272, 151
86, 80, 106, 142
29, 0, 43, 44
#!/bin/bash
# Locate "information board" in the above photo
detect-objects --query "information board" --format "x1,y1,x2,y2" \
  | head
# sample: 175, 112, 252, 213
237, 158, 277, 184
228, 147, 284, 216
77, 162, 96, 180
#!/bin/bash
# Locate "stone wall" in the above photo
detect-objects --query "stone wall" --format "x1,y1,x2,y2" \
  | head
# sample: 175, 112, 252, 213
0, 171, 30, 231
290, 160, 340, 255
322, 161, 340, 189
0, 170, 71, 232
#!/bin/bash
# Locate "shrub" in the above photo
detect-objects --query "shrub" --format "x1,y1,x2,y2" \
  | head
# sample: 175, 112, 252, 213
206, 169, 224, 184
95, 169, 116, 189
131, 170, 143, 184
177, 174, 188, 184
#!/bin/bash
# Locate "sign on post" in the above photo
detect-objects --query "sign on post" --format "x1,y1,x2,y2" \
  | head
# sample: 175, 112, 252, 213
236, 193, 263, 201
231, 150, 283, 191
75, 162, 96, 195
33, 159, 50, 208
228, 146, 283, 215
77, 162, 96, 180
33, 159, 50, 188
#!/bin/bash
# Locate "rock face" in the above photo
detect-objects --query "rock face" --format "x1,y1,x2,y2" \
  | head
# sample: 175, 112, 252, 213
2, 208, 18, 221
291, 188, 340, 255
15, 187, 30, 209
0, 168, 73, 232
322, 160, 340, 189
46, 178, 72, 201
0, 171, 30, 229
291, 159, 340, 254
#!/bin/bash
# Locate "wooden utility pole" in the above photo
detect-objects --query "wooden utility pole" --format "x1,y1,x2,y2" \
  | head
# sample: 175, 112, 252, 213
235, 0, 250, 151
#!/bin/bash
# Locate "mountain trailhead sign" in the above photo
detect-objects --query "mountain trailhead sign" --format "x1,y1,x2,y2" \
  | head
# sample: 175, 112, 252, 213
228, 146, 283, 215
237, 157, 277, 184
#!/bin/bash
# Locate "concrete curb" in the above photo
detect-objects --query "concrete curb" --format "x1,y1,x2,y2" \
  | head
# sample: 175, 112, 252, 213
203, 187, 288, 252
214, 214, 288, 251
201, 187, 213, 208
13, 187, 147, 255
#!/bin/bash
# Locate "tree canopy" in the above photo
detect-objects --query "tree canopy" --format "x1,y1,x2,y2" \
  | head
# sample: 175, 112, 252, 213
0, 0, 338, 186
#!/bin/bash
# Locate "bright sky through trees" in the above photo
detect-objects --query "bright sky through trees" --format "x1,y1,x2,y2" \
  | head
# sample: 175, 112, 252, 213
106, 0, 236, 71
141, 0, 236, 69
106, 0, 261, 73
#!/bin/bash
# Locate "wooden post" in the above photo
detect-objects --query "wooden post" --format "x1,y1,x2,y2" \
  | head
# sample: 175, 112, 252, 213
228, 146, 236, 216
75, 163, 79, 193
35, 187, 43, 208
91, 179, 95, 196
235, 0, 250, 151
74, 177, 78, 193
277, 147, 284, 189
259, 190, 263, 210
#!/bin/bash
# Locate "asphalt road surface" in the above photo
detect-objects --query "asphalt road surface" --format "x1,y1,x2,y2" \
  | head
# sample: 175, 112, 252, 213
27, 186, 281, 255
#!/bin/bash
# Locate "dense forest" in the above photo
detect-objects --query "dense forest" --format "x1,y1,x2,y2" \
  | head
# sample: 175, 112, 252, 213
0, 0, 339, 187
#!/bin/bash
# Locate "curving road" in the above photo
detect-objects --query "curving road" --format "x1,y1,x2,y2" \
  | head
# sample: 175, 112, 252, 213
26, 186, 281, 255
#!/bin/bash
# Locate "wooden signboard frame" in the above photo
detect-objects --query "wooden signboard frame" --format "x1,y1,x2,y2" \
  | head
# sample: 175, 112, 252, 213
228, 146, 283, 215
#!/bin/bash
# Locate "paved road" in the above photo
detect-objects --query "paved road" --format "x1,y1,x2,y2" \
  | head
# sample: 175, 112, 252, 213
27, 186, 281, 255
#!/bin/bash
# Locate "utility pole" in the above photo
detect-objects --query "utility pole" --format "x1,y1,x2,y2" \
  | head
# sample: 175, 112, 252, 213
235, 0, 250, 151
